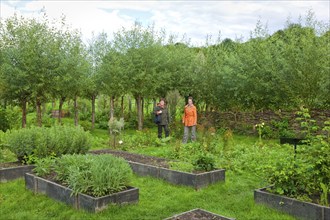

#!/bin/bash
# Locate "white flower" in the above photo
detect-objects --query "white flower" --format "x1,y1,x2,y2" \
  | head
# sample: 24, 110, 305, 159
119, 140, 123, 144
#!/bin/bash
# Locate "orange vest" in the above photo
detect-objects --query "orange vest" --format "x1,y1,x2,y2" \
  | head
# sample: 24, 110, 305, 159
183, 105, 197, 126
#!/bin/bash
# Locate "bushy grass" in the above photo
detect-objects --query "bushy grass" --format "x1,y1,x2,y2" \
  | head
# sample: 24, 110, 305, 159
34, 154, 133, 197
3, 125, 92, 162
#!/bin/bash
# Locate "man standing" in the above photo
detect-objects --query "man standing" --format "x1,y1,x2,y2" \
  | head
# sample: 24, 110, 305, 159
154, 98, 170, 139
182, 96, 197, 143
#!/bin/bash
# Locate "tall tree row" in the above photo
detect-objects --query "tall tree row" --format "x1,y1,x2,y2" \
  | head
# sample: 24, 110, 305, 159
1, 12, 329, 130
0, 14, 89, 127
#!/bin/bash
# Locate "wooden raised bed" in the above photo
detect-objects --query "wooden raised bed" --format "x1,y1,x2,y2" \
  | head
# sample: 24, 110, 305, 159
90, 149, 225, 190
0, 162, 35, 182
130, 161, 225, 189
25, 173, 139, 212
254, 186, 330, 220
165, 208, 235, 220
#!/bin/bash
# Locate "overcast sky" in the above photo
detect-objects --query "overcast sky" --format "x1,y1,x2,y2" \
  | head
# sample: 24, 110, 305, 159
1, 0, 329, 46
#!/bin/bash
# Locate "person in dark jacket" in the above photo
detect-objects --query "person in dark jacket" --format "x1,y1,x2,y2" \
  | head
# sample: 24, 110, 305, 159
154, 98, 170, 138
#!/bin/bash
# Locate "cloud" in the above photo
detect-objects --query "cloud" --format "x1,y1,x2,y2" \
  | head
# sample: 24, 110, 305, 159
1, 0, 329, 45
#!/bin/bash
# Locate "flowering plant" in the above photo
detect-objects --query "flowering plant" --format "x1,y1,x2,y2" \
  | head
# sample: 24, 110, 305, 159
255, 122, 265, 142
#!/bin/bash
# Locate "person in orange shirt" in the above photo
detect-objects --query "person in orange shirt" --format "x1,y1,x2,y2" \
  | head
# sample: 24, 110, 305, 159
182, 96, 197, 143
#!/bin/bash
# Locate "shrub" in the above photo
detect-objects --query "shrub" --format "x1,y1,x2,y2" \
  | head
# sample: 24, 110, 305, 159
263, 119, 330, 204
33, 155, 56, 177
0, 107, 10, 132
5, 125, 91, 162
192, 153, 216, 172
36, 154, 133, 197
5, 126, 39, 162
171, 142, 217, 172
79, 120, 92, 131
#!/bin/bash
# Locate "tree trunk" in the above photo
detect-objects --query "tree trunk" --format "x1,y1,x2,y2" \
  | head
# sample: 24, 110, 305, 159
42, 102, 47, 115
128, 95, 132, 114
136, 95, 143, 130
58, 97, 65, 124
36, 98, 42, 127
109, 95, 115, 120
121, 96, 124, 118
91, 94, 96, 130
74, 96, 79, 126
21, 100, 27, 128
141, 97, 144, 123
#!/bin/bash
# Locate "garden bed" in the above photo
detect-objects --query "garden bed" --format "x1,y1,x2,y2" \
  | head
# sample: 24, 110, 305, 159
25, 173, 139, 212
90, 149, 225, 189
254, 186, 330, 220
0, 161, 35, 182
165, 208, 235, 220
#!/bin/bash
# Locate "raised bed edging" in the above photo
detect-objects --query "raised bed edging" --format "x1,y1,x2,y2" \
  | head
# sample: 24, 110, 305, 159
254, 186, 330, 220
164, 208, 235, 220
25, 173, 139, 212
0, 164, 35, 182
129, 161, 225, 189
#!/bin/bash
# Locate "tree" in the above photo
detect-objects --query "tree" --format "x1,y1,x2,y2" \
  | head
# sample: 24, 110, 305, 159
86, 32, 111, 129
99, 49, 127, 121
112, 22, 167, 130
0, 14, 58, 127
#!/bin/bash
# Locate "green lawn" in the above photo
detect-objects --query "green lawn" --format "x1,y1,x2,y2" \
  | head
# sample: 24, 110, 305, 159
0, 171, 295, 219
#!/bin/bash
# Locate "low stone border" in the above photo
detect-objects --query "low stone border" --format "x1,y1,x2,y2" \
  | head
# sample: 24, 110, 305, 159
129, 161, 225, 189
254, 186, 330, 220
25, 173, 139, 212
164, 208, 235, 220
0, 164, 35, 182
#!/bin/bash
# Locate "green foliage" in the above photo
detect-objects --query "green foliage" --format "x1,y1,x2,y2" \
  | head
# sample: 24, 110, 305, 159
171, 142, 217, 172
263, 112, 330, 203
37, 154, 133, 197
271, 118, 295, 138
32, 155, 56, 177
108, 117, 125, 134
0, 107, 10, 131
320, 183, 329, 207
168, 161, 194, 173
192, 153, 216, 172
295, 107, 319, 138
79, 120, 92, 131
4, 125, 91, 162
155, 136, 172, 147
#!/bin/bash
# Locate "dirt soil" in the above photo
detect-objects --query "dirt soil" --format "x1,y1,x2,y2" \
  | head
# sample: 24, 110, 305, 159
89, 149, 171, 169
0, 161, 25, 169
167, 209, 228, 220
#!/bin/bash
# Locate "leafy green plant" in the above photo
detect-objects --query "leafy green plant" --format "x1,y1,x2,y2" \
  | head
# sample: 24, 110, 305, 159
4, 125, 92, 162
295, 107, 318, 139
0, 107, 10, 132
33, 155, 56, 177
155, 136, 172, 147
192, 153, 216, 172
320, 183, 329, 207
49, 154, 133, 197
254, 122, 265, 143
263, 112, 330, 204
169, 161, 194, 173
222, 129, 233, 151
271, 118, 295, 138
108, 117, 125, 148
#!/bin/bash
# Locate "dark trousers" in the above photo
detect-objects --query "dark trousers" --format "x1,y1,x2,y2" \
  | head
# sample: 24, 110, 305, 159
158, 124, 169, 138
